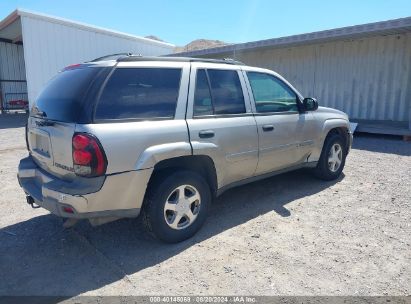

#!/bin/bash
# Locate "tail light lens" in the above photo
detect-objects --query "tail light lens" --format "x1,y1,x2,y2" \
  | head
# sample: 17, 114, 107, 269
72, 133, 107, 177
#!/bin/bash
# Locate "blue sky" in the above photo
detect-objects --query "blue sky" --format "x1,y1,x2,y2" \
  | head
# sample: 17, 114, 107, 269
1, 0, 410, 45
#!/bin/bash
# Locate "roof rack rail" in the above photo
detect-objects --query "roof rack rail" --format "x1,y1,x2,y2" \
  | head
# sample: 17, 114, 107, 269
90, 53, 139, 62
117, 56, 244, 65
222, 57, 237, 62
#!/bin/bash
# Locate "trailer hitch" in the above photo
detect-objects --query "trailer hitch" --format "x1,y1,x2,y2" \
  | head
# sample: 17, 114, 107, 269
26, 196, 41, 209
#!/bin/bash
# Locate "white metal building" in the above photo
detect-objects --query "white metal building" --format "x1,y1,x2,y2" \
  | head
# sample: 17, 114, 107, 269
0, 9, 174, 109
176, 17, 411, 136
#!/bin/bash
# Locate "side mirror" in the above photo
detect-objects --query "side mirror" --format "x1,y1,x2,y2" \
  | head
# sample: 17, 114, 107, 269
302, 97, 318, 111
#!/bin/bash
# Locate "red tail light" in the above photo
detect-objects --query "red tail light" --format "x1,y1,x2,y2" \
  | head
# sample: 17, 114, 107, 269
72, 133, 107, 177
73, 150, 92, 165
63, 206, 74, 214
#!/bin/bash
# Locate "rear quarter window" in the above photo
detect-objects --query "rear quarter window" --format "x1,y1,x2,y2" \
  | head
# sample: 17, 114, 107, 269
95, 68, 182, 120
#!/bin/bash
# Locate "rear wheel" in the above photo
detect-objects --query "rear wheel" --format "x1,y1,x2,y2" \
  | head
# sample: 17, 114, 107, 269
314, 133, 346, 180
143, 170, 211, 243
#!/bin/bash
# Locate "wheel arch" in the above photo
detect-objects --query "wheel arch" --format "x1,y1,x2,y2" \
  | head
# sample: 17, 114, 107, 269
324, 126, 351, 154
147, 155, 218, 198
321, 119, 351, 153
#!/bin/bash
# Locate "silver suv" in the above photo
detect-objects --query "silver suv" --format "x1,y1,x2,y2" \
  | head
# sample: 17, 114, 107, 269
18, 56, 352, 243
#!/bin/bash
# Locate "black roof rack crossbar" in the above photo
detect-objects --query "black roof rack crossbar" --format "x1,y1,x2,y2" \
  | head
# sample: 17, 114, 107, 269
117, 56, 244, 65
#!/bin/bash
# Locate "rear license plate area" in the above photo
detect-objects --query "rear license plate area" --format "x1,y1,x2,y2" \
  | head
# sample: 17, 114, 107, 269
29, 129, 51, 158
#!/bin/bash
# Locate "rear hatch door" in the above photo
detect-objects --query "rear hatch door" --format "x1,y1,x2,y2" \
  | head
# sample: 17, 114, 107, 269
27, 117, 76, 179
27, 64, 108, 180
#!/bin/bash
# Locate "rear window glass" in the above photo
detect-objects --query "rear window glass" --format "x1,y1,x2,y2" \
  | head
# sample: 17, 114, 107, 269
33, 67, 101, 122
95, 68, 182, 120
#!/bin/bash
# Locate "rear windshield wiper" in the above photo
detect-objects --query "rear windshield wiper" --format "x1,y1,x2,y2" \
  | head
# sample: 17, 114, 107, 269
31, 107, 47, 118
31, 109, 55, 126
33, 110, 47, 117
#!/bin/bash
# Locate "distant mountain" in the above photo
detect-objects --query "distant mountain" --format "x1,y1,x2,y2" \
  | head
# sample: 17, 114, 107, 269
144, 36, 229, 53
174, 39, 229, 53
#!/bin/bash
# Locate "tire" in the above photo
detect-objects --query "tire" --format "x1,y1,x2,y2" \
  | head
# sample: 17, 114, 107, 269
313, 133, 347, 181
142, 170, 211, 243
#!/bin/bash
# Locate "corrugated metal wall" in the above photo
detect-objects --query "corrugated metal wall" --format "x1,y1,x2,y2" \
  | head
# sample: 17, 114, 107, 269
203, 33, 411, 123
20, 15, 174, 104
0, 41, 27, 109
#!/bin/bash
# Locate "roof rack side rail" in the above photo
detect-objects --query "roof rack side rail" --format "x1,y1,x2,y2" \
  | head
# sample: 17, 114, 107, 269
117, 56, 245, 65
89, 53, 137, 62
222, 58, 245, 65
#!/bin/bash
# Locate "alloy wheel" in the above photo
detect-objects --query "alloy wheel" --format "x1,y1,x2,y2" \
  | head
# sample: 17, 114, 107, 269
163, 184, 201, 230
328, 143, 343, 172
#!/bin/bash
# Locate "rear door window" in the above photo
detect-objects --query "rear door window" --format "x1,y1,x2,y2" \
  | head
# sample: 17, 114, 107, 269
95, 68, 182, 120
33, 66, 102, 122
193, 69, 246, 116
193, 70, 213, 116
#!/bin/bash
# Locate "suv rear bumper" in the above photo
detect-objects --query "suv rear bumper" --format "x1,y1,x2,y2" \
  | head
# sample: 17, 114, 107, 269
17, 156, 152, 219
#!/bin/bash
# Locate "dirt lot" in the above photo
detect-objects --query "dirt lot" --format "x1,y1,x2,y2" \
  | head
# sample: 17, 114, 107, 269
0, 114, 410, 296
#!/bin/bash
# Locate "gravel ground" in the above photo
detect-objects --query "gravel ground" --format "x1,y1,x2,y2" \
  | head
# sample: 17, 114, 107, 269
0, 114, 410, 297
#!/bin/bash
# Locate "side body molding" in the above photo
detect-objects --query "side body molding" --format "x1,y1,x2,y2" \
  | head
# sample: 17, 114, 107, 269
135, 142, 193, 170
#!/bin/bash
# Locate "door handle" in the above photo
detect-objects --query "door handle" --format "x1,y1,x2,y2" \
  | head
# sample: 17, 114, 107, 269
199, 130, 215, 138
262, 124, 274, 132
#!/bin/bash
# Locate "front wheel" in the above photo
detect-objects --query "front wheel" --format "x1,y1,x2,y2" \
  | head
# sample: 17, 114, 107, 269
142, 170, 211, 243
313, 133, 347, 180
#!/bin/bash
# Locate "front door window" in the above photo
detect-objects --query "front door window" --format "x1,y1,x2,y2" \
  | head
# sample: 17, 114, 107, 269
247, 72, 298, 113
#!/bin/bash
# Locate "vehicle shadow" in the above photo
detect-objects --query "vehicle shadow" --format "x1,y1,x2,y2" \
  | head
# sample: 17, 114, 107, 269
0, 113, 28, 130
352, 133, 411, 156
0, 169, 343, 297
